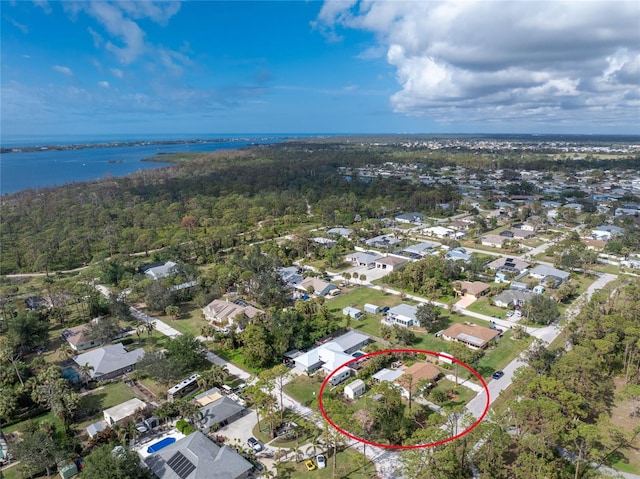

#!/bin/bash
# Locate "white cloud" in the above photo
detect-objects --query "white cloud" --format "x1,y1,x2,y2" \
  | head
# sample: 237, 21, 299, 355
117, 1, 181, 26
33, 0, 52, 14
317, 0, 640, 129
98, 81, 110, 89
8, 18, 29, 34
52, 65, 73, 76
110, 68, 124, 79
87, 27, 104, 48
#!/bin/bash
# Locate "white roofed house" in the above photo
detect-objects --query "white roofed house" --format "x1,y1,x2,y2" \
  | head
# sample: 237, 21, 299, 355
346, 251, 383, 268
528, 265, 570, 285
423, 226, 455, 239
296, 277, 338, 297
140, 261, 178, 280
374, 255, 409, 271
103, 398, 147, 426
293, 331, 369, 374
384, 304, 420, 328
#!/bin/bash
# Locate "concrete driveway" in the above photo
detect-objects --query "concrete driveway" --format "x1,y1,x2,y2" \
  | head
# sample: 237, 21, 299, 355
217, 409, 259, 448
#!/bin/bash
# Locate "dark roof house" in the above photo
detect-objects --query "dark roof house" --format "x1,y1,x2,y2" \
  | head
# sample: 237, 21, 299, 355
145, 431, 253, 479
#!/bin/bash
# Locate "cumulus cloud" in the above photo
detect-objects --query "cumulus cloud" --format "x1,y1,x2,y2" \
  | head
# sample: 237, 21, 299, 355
52, 65, 73, 76
317, 0, 640, 128
98, 81, 110, 89
110, 68, 124, 79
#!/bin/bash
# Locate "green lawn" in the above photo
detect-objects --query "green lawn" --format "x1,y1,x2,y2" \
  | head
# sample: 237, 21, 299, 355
288, 447, 374, 479
432, 378, 477, 407
283, 375, 324, 409
476, 331, 533, 378
465, 297, 507, 318
80, 381, 137, 413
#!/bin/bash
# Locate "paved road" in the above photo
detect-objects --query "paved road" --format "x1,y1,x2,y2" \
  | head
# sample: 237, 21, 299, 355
466, 271, 618, 419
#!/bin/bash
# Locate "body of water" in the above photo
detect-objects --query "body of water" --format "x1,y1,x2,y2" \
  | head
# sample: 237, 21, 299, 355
0, 136, 287, 194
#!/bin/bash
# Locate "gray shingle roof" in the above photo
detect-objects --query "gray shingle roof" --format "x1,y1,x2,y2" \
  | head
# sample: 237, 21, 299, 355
145, 431, 253, 479
73, 343, 144, 379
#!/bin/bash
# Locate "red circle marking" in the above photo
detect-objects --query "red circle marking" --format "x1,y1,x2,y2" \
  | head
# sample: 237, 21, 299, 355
318, 349, 490, 449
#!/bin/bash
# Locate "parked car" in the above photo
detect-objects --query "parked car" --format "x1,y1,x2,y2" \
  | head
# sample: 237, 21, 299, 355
316, 454, 326, 469
247, 437, 263, 452
492, 370, 504, 380
380, 306, 390, 313
305, 459, 316, 471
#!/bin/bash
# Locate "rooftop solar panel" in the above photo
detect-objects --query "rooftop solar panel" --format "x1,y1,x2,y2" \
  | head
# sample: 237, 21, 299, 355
167, 451, 196, 479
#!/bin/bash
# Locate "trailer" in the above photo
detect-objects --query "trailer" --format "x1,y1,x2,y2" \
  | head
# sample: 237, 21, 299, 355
364, 303, 380, 314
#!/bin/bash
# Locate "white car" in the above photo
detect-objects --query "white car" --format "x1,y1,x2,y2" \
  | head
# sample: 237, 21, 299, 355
316, 454, 327, 469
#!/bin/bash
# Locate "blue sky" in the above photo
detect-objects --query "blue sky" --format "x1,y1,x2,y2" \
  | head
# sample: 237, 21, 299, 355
1, 1, 639, 138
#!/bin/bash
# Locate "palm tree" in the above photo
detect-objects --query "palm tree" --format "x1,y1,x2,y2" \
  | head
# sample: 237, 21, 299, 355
144, 320, 156, 337
57, 343, 75, 361
79, 362, 94, 384
197, 364, 228, 391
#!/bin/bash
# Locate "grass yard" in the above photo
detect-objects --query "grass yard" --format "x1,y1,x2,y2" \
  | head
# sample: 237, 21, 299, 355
288, 447, 374, 479
432, 378, 477, 408
465, 297, 507, 318
283, 375, 324, 409
476, 331, 533, 378
80, 381, 137, 413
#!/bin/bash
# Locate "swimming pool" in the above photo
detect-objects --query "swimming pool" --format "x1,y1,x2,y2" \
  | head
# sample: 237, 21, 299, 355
62, 367, 80, 383
147, 437, 176, 454
352, 351, 365, 358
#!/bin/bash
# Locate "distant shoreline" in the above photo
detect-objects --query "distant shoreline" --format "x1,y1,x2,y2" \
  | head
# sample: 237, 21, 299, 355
0, 137, 286, 154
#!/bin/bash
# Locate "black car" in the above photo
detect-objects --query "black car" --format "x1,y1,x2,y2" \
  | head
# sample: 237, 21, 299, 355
492, 370, 504, 380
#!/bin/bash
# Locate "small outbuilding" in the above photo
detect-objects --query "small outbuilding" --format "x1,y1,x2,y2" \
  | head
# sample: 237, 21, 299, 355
344, 379, 366, 400
103, 398, 146, 427
364, 303, 380, 314
342, 307, 363, 320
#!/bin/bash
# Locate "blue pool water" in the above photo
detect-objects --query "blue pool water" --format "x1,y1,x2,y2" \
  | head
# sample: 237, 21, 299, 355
62, 367, 80, 383
352, 351, 365, 358
147, 437, 176, 454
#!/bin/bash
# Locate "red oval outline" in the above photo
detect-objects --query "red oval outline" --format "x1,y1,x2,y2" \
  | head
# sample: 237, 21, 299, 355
318, 349, 490, 449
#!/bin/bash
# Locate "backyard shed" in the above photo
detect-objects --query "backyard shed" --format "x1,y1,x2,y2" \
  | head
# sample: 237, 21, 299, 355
344, 379, 366, 400
342, 307, 363, 320
103, 398, 146, 426
364, 303, 380, 314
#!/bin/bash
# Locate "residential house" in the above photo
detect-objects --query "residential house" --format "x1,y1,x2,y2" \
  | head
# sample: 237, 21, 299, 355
511, 230, 535, 240
481, 235, 506, 248
293, 331, 369, 373
61, 322, 101, 352
385, 304, 420, 328
145, 431, 254, 479
278, 266, 304, 288
327, 227, 353, 238
445, 248, 471, 262
519, 222, 539, 232
395, 362, 441, 398
487, 257, 530, 274
449, 220, 472, 231
401, 242, 439, 258
202, 299, 263, 327
493, 290, 535, 308
372, 368, 404, 383
141, 261, 177, 280
395, 212, 424, 224
424, 226, 455, 239
312, 237, 337, 248
454, 281, 490, 300
195, 388, 246, 430
74, 343, 145, 381
346, 252, 383, 268
499, 230, 515, 238
584, 238, 607, 250
528, 265, 570, 284
103, 398, 147, 426
591, 225, 623, 241
296, 277, 338, 297
365, 234, 401, 249
615, 205, 640, 217
441, 323, 500, 349
374, 255, 408, 271
344, 379, 366, 400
